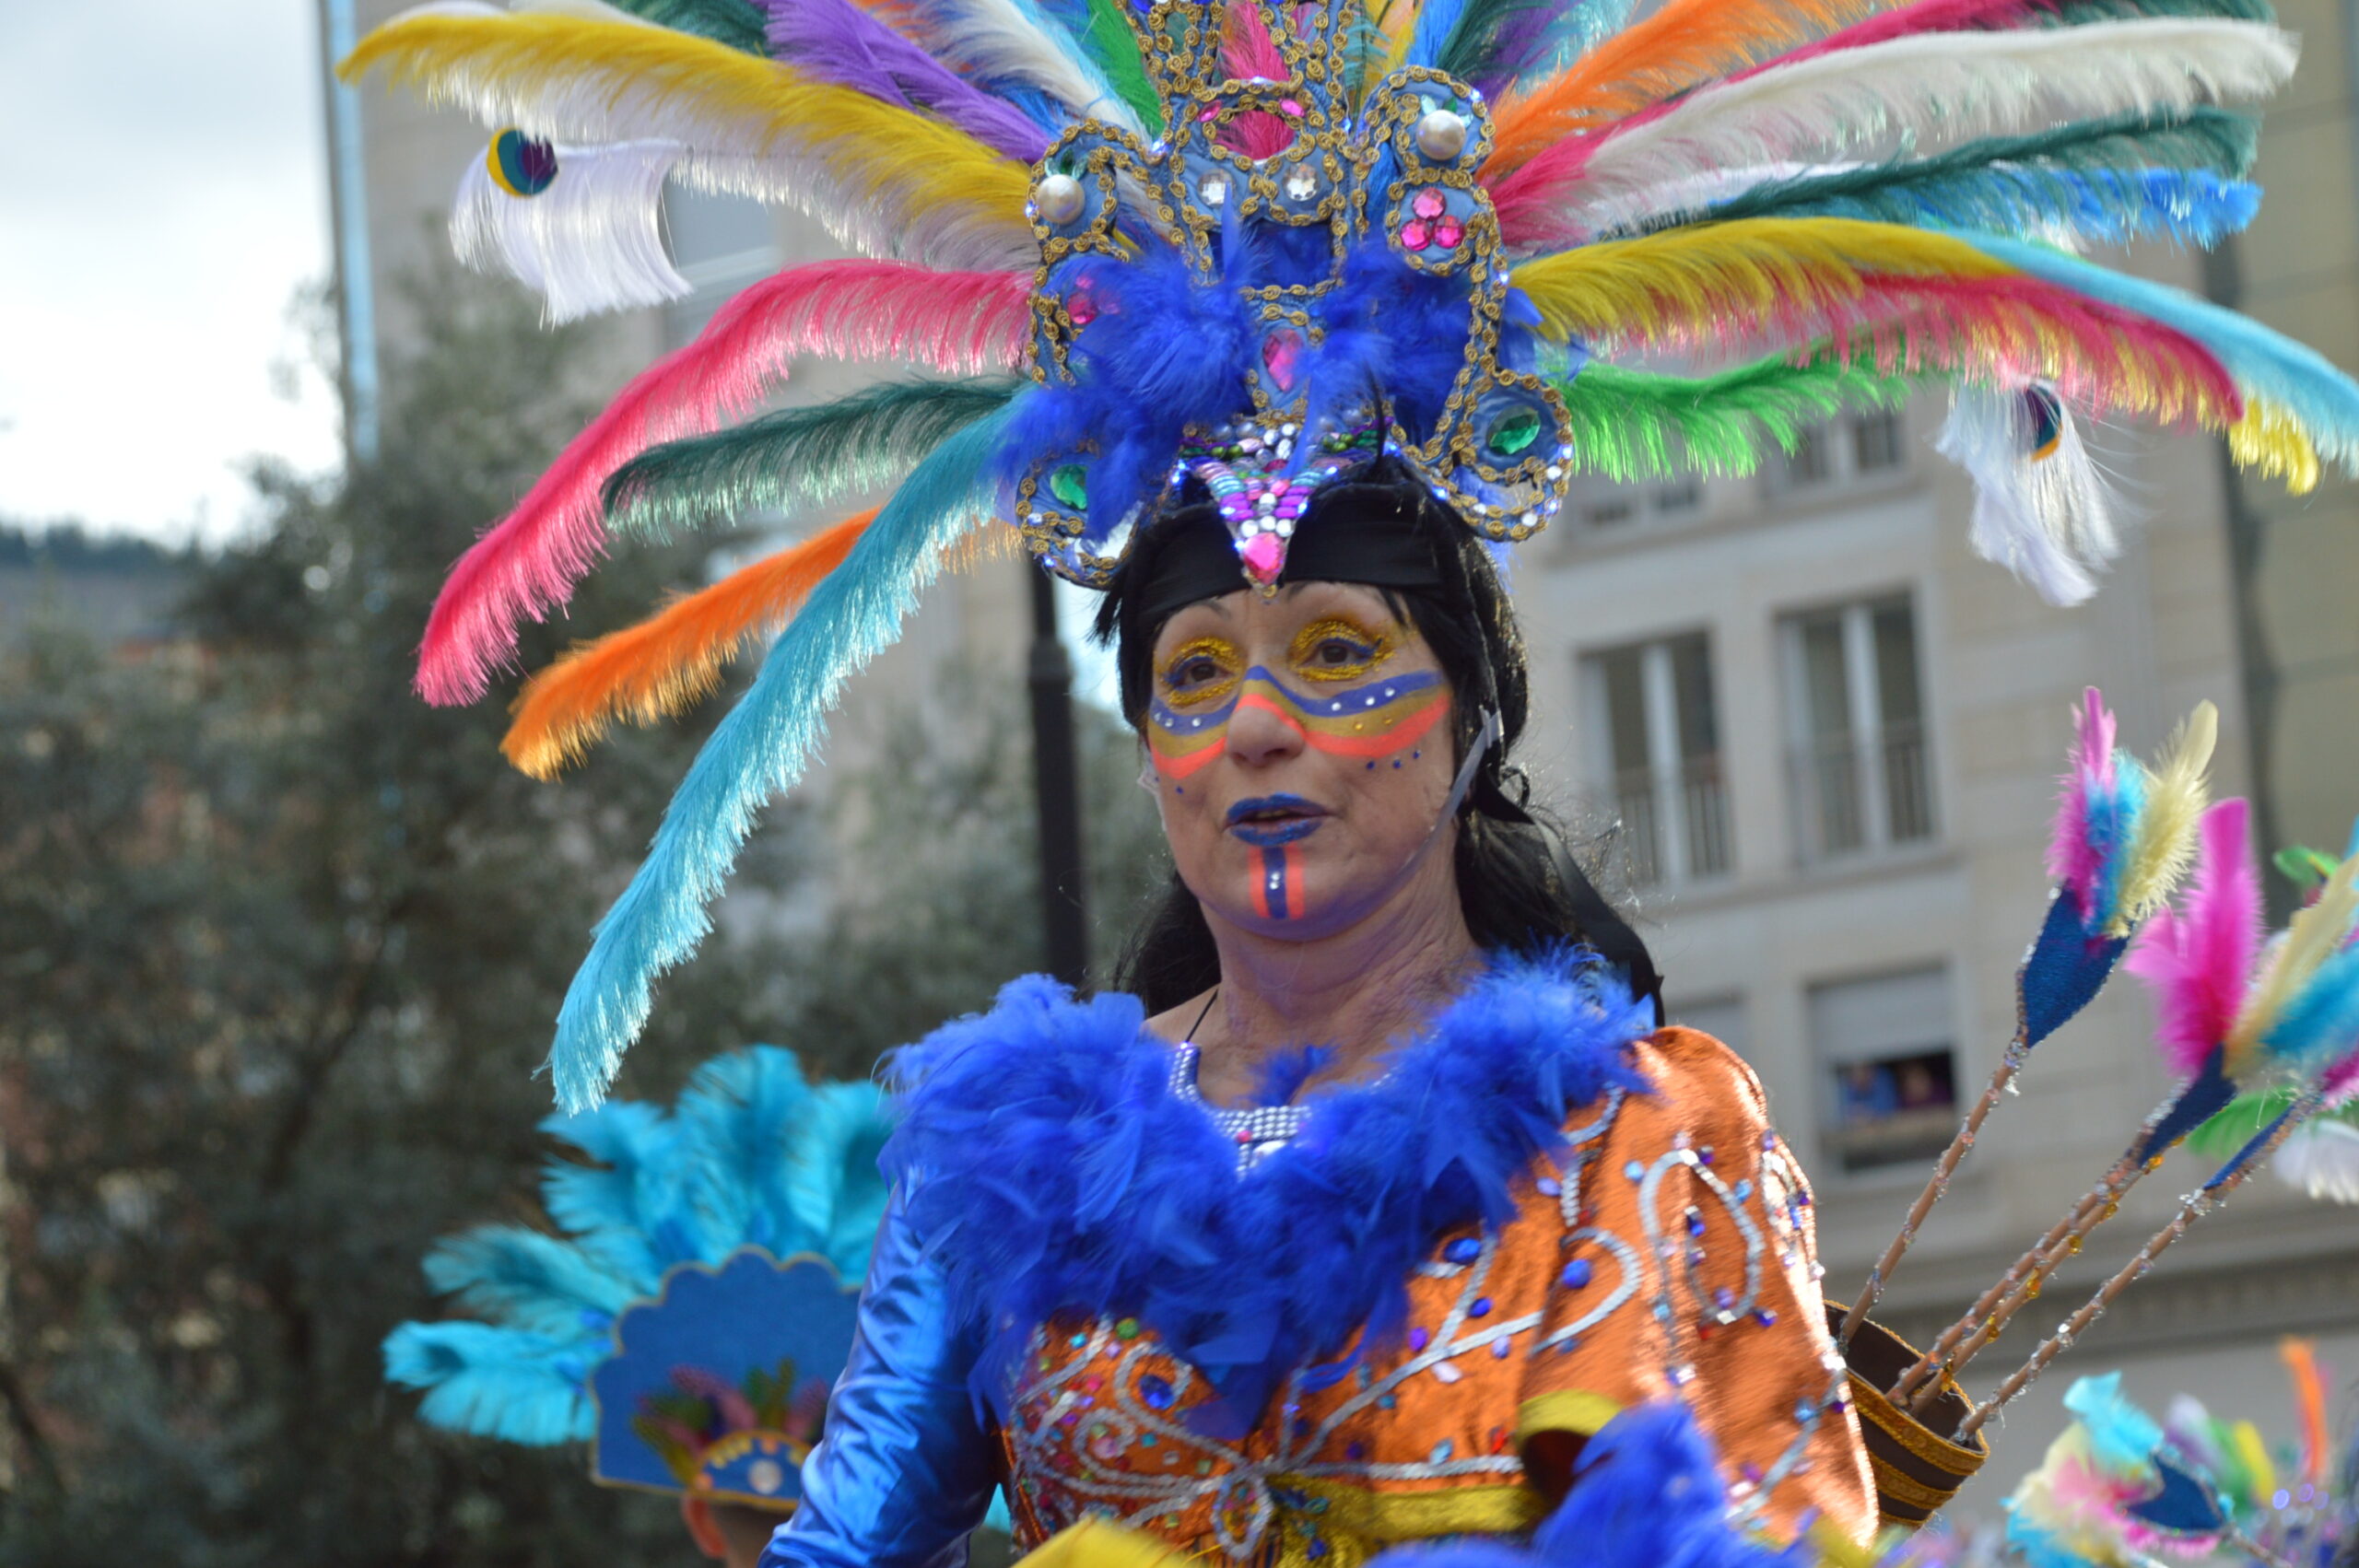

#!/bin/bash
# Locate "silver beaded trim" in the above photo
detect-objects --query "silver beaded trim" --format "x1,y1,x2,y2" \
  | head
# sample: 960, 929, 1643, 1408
1169, 1043, 1309, 1172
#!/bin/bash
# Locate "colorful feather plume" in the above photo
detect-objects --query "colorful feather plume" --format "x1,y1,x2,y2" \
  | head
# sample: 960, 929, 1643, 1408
549, 403, 1020, 1110
414, 262, 1027, 706
1495, 20, 2295, 248
2225, 853, 2359, 1079
501, 509, 875, 779
893, 0, 1152, 134
2045, 689, 2215, 938
384, 1046, 889, 1437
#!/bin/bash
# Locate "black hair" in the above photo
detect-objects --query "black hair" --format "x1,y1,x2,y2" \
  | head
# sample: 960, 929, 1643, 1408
1093, 458, 1663, 1018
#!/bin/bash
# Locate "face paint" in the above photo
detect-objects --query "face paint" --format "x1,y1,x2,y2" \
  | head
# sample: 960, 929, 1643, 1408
1254, 844, 1301, 920
1145, 666, 1448, 780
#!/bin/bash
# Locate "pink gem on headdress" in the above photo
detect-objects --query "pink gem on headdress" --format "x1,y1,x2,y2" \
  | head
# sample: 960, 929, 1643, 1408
1401, 220, 1431, 251
1434, 218, 1463, 250
1262, 329, 1304, 392
1239, 532, 1286, 584
1412, 188, 1446, 220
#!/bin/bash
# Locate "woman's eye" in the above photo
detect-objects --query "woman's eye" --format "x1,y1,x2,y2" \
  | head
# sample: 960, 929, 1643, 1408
1310, 637, 1374, 667
1159, 640, 1238, 702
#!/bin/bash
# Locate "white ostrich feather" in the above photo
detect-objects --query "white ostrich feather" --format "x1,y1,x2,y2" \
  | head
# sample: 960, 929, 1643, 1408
452, 138, 692, 322
2275, 1117, 2359, 1204
907, 0, 1150, 135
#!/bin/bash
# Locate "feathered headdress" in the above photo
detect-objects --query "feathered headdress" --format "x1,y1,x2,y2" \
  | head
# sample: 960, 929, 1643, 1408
344, 0, 2359, 1107
382, 1047, 888, 1507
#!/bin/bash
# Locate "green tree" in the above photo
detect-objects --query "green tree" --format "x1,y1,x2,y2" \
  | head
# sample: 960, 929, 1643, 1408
0, 270, 1162, 1567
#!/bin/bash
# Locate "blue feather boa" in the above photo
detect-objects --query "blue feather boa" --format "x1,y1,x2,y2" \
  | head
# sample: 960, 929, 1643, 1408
881, 946, 1655, 1430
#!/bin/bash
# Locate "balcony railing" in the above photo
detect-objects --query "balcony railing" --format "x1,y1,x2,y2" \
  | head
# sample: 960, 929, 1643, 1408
1790, 723, 1934, 863
1610, 755, 1731, 886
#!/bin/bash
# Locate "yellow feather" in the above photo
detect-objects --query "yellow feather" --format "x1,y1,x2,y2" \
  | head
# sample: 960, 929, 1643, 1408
2230, 397, 2321, 495
339, 12, 1031, 252
2227, 855, 2359, 1076
2110, 700, 2215, 935
2229, 1421, 2276, 1506
1516, 218, 2014, 344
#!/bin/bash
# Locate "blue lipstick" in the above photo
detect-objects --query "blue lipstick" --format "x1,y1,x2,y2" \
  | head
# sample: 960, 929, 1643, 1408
1226, 794, 1326, 846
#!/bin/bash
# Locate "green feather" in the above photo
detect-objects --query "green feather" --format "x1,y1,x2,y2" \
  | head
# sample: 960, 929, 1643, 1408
1680, 108, 2259, 240
600, 0, 770, 53
2189, 1089, 2359, 1157
1076, 0, 1163, 129
602, 377, 1025, 539
1550, 357, 1919, 483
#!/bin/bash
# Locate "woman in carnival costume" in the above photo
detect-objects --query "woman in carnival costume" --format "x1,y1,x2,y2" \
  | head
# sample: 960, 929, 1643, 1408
340, 0, 2359, 1558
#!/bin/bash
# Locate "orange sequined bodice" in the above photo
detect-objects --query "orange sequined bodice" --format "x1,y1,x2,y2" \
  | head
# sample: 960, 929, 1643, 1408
994, 1029, 1873, 1566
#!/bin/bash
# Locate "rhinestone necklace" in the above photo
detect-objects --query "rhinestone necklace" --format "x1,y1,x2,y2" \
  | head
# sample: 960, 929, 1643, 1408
1168, 1041, 1312, 1173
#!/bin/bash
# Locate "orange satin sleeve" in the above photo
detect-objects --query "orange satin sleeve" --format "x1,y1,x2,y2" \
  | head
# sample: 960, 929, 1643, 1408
1515, 1029, 1875, 1549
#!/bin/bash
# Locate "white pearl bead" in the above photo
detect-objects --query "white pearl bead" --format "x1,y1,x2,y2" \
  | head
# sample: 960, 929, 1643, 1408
1414, 109, 1468, 161
1035, 171, 1085, 226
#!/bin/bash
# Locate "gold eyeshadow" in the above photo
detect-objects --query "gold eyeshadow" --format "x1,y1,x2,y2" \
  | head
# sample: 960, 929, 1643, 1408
1158, 637, 1242, 707
1290, 617, 1393, 683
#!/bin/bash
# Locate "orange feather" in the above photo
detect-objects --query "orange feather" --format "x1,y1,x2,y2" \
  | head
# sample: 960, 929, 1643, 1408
501, 509, 875, 780
1485, 0, 1881, 173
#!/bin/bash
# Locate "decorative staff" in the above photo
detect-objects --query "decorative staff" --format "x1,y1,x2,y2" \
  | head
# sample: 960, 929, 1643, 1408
1835, 689, 2214, 1352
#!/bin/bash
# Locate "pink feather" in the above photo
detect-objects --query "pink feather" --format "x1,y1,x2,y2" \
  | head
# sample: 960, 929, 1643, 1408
2048, 688, 2118, 895
1217, 3, 1297, 159
415, 262, 1031, 706
2125, 798, 2260, 1077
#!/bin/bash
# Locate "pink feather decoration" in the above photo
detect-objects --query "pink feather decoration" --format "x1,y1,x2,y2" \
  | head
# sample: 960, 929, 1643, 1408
415, 261, 1031, 706
2125, 798, 2260, 1078
2048, 687, 2118, 895
1218, 2, 1297, 159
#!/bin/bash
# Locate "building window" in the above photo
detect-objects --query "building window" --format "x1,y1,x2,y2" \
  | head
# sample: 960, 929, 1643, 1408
1572, 474, 1704, 531
1810, 966, 1958, 1174
1585, 633, 1731, 885
1763, 411, 1909, 498
1782, 595, 1933, 862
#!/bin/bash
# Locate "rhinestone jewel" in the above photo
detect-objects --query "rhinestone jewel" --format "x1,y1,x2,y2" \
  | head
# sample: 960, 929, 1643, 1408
1414, 108, 1468, 161
1199, 170, 1231, 205
1048, 463, 1088, 509
1284, 166, 1320, 202
1035, 171, 1085, 226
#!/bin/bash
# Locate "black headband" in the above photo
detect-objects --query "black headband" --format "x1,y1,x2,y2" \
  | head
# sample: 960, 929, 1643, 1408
1126, 478, 1447, 627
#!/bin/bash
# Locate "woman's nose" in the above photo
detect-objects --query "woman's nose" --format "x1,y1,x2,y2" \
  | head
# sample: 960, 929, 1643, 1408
1225, 679, 1306, 767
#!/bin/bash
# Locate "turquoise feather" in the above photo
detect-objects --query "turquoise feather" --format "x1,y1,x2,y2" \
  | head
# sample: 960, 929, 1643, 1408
550, 400, 1026, 1111
423, 1227, 640, 1338
1964, 232, 2359, 469
1686, 109, 2261, 249
384, 1322, 599, 1445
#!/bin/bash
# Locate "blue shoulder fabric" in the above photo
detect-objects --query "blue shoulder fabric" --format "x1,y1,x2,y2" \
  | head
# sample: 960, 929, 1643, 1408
880, 945, 1655, 1429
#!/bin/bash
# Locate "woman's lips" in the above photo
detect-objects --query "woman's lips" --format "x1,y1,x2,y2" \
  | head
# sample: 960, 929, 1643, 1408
1226, 794, 1328, 846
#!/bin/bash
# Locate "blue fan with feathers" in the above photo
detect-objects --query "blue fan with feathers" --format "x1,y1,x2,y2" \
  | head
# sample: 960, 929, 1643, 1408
382, 1047, 889, 1502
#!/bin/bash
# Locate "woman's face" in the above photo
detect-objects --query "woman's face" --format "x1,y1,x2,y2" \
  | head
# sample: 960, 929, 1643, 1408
1143, 580, 1461, 940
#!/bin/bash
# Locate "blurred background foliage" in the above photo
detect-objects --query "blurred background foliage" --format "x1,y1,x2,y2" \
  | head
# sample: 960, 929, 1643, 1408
0, 276, 1160, 1566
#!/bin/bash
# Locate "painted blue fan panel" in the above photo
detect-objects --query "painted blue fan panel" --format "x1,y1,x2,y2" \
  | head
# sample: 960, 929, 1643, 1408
592, 1249, 863, 1499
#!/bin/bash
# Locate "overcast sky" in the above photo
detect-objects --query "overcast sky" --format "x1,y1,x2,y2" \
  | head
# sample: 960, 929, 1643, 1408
1, 1, 340, 544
